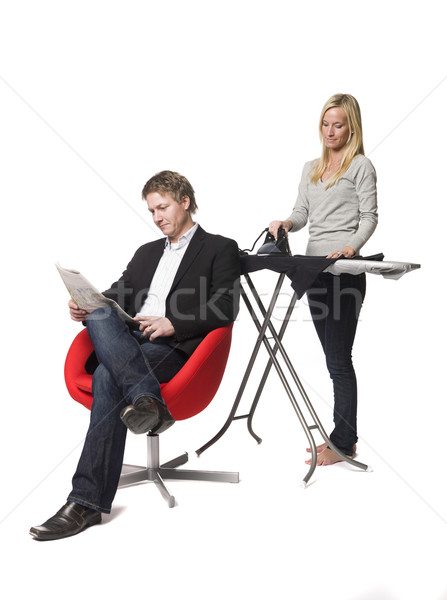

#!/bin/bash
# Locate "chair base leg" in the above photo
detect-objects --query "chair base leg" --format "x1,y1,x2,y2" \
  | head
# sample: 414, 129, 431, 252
118, 433, 239, 508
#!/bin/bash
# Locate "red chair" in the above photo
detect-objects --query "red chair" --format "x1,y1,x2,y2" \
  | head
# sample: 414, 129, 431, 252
64, 325, 239, 507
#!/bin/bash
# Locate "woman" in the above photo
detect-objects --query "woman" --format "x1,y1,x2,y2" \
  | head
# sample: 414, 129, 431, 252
269, 93, 378, 466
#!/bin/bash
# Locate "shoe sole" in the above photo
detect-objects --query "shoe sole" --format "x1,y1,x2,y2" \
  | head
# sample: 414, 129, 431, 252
120, 404, 159, 435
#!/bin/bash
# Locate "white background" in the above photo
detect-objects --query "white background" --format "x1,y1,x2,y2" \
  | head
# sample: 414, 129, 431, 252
1, 1, 446, 598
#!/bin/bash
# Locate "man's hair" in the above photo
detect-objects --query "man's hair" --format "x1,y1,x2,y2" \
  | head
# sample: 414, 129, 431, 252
141, 170, 198, 214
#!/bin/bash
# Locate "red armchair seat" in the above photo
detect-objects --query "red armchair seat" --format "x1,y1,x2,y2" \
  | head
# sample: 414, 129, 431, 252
64, 325, 233, 421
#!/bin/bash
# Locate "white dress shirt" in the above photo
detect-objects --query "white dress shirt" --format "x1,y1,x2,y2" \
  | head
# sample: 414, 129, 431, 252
136, 223, 198, 317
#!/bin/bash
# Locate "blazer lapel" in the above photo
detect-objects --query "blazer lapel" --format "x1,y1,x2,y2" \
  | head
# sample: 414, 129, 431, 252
134, 239, 165, 312
145, 239, 166, 282
170, 226, 206, 291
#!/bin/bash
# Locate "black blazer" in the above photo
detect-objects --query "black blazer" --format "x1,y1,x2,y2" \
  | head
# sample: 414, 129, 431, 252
102, 226, 240, 357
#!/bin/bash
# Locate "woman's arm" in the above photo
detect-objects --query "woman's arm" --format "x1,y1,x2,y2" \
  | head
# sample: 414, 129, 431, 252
269, 162, 311, 238
349, 158, 378, 253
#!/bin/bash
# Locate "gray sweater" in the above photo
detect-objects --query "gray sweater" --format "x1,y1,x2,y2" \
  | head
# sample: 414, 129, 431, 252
287, 154, 378, 256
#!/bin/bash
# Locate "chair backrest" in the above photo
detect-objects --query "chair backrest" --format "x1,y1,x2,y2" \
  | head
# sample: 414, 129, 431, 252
64, 325, 233, 420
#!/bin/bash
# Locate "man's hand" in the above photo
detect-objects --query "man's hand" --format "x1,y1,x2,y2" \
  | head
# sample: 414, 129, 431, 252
133, 316, 175, 340
68, 299, 89, 322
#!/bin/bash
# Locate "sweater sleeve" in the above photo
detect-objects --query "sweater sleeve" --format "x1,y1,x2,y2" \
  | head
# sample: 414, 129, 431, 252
287, 162, 312, 232
348, 157, 378, 252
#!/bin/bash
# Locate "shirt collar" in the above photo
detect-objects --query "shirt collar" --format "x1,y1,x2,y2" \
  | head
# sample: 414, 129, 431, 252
164, 222, 198, 251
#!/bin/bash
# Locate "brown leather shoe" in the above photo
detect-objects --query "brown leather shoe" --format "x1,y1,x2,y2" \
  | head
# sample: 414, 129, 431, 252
29, 502, 101, 541
120, 397, 174, 435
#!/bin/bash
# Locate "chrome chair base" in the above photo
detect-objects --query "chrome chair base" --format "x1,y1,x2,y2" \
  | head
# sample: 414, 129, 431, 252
119, 433, 239, 508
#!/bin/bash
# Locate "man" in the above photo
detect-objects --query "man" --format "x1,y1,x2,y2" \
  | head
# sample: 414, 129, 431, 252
30, 170, 240, 541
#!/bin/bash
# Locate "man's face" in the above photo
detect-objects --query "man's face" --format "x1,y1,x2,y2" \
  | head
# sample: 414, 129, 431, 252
146, 192, 192, 243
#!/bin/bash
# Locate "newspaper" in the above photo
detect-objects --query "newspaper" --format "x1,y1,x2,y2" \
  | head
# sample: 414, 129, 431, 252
55, 263, 134, 323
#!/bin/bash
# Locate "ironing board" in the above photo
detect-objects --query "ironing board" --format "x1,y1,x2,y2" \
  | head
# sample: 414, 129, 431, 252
196, 254, 420, 486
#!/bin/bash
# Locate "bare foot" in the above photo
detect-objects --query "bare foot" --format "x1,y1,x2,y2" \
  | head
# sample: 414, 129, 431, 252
305, 447, 343, 466
305, 444, 357, 466
306, 443, 327, 454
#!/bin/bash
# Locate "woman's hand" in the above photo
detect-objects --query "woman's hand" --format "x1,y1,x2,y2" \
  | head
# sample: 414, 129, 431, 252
68, 299, 89, 322
268, 220, 292, 239
133, 315, 175, 340
326, 246, 356, 259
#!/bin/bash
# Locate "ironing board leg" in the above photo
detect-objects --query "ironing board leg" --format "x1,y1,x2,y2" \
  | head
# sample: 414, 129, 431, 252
196, 274, 286, 456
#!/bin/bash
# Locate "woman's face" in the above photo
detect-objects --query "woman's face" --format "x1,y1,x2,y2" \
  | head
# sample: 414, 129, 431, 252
321, 107, 351, 152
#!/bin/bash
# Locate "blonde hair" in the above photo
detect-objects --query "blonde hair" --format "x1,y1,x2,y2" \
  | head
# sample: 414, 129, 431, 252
310, 93, 364, 188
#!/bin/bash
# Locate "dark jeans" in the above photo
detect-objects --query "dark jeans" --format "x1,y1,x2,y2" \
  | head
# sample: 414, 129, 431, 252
68, 307, 187, 513
307, 272, 366, 455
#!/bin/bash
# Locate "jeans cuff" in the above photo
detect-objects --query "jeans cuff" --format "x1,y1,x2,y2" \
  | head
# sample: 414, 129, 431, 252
67, 494, 111, 514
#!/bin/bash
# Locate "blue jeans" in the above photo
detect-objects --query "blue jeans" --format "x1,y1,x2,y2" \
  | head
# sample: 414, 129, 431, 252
307, 272, 366, 455
68, 307, 187, 513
